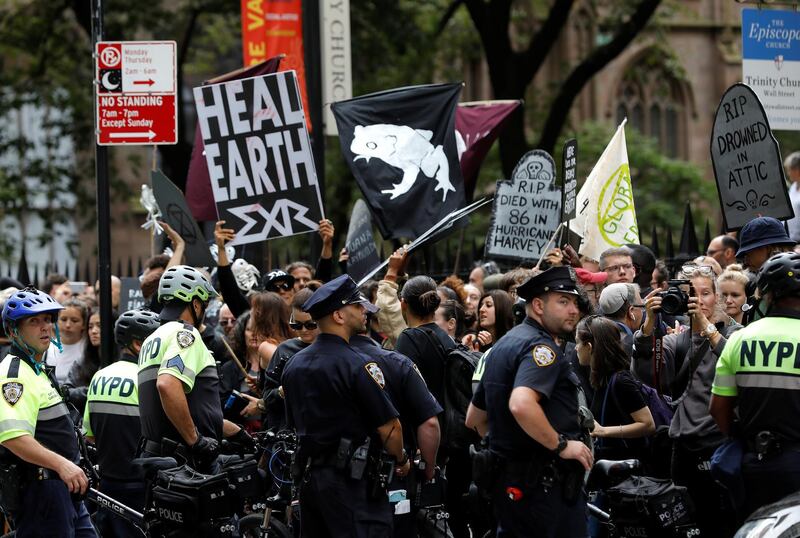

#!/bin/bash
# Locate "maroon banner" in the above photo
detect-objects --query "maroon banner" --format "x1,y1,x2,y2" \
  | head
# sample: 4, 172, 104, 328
456, 100, 521, 201
185, 56, 282, 221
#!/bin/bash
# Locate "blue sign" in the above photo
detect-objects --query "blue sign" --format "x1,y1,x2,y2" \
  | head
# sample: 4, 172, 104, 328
742, 8, 800, 130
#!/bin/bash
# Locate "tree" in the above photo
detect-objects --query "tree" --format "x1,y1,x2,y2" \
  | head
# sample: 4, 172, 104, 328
445, 0, 664, 175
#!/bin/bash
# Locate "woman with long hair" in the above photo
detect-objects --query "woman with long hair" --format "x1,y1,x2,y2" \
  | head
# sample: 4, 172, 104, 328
249, 291, 293, 370
435, 299, 465, 341
463, 290, 514, 352
46, 298, 89, 384
576, 316, 655, 461
219, 311, 265, 429
63, 308, 116, 414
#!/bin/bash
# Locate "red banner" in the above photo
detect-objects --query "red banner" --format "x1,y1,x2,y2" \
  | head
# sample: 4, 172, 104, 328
241, 0, 311, 131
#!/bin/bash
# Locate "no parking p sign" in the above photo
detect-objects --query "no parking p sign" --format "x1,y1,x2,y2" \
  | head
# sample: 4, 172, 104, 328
95, 41, 178, 145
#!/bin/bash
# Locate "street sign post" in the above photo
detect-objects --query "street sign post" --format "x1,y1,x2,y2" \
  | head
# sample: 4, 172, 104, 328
95, 41, 178, 145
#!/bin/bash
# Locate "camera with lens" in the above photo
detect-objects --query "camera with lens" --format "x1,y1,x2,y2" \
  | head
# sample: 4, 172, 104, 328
656, 279, 693, 316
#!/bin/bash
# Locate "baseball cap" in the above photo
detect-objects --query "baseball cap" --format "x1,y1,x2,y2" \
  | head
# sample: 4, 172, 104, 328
598, 283, 637, 315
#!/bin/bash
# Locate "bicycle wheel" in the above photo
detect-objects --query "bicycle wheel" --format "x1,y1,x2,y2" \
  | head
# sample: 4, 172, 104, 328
238, 513, 290, 538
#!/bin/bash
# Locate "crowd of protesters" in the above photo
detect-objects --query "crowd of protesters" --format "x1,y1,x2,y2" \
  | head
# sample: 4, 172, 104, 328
2, 201, 800, 537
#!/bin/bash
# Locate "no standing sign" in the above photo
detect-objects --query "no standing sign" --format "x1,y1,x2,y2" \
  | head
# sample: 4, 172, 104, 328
95, 41, 178, 145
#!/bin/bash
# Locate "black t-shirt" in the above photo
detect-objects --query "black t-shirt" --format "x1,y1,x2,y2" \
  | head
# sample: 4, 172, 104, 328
590, 371, 648, 457
394, 323, 454, 408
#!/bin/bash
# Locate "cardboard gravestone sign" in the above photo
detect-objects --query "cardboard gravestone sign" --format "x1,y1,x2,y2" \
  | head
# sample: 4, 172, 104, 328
119, 277, 146, 312
193, 70, 324, 245
151, 170, 216, 267
562, 139, 578, 222
485, 150, 562, 261
345, 199, 381, 283
710, 83, 793, 230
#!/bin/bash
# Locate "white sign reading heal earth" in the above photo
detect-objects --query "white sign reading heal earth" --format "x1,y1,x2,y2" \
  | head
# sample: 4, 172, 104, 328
485, 150, 561, 261
742, 8, 800, 131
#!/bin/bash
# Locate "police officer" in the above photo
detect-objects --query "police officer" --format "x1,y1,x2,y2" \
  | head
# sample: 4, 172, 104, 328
84, 308, 160, 537
711, 252, 800, 515
0, 288, 96, 537
282, 275, 410, 536
350, 315, 442, 536
466, 267, 593, 537
137, 265, 252, 473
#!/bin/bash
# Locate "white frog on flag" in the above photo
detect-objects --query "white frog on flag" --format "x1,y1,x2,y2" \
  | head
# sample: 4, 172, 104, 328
569, 119, 639, 261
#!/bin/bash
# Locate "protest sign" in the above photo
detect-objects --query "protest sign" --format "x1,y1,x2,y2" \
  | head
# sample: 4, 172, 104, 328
193, 70, 324, 246
151, 170, 216, 268
569, 120, 639, 261
119, 277, 146, 312
485, 150, 562, 261
562, 139, 578, 222
345, 199, 381, 283
710, 83, 793, 230
742, 8, 800, 131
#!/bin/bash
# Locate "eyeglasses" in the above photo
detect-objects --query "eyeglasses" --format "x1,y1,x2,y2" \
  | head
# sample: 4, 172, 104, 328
289, 320, 318, 331
681, 264, 715, 278
605, 263, 634, 274
219, 319, 236, 326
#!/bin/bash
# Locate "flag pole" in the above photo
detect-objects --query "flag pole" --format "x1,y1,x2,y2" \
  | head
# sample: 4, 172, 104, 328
534, 223, 564, 271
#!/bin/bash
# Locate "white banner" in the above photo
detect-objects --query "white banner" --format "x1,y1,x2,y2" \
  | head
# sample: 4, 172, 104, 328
321, 0, 352, 136
569, 119, 639, 261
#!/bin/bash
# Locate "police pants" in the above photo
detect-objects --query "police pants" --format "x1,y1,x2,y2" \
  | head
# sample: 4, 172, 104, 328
742, 448, 800, 517
13, 479, 97, 538
671, 441, 738, 538
492, 470, 587, 538
95, 478, 145, 538
299, 466, 392, 538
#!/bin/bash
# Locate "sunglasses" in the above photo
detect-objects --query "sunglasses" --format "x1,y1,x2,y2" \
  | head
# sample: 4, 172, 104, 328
681, 264, 715, 278
269, 282, 293, 291
219, 319, 236, 326
289, 320, 318, 331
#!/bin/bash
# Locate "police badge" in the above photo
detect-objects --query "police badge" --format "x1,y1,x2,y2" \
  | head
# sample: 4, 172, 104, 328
2, 382, 23, 406
176, 330, 195, 349
364, 362, 386, 388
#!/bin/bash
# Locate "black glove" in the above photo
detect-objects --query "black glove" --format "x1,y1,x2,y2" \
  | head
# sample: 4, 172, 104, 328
229, 428, 257, 453
190, 434, 220, 471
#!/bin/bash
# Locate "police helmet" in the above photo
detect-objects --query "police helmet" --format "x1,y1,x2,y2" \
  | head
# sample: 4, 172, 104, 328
2, 287, 64, 325
757, 252, 800, 297
115, 309, 161, 349
157, 265, 218, 304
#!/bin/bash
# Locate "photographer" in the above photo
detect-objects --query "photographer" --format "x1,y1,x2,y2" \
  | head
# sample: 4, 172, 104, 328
632, 265, 741, 537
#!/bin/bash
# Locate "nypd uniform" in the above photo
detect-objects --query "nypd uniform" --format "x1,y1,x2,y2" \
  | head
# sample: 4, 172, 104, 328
712, 308, 800, 513
350, 334, 443, 536
282, 276, 400, 537
137, 321, 223, 464
471, 267, 588, 537
84, 350, 143, 537
0, 345, 95, 537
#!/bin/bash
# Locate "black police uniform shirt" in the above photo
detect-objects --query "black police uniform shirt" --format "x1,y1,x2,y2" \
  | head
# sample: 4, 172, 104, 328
138, 321, 224, 444
282, 333, 399, 457
350, 335, 443, 451
395, 323, 455, 409
82, 351, 141, 481
0, 345, 80, 464
472, 317, 582, 461
262, 337, 309, 430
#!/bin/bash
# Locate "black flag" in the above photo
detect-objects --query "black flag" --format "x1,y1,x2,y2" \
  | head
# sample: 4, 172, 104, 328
332, 83, 465, 239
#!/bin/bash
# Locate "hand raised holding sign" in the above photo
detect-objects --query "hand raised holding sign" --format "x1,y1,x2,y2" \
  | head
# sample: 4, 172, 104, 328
158, 221, 185, 265
385, 246, 410, 283
319, 219, 335, 259
214, 220, 236, 267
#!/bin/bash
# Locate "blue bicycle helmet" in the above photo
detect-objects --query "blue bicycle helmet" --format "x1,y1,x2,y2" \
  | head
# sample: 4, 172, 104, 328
2, 287, 64, 323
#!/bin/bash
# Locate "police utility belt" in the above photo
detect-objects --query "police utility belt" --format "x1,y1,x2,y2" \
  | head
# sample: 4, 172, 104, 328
471, 443, 584, 504
298, 437, 394, 500
0, 460, 63, 513
747, 431, 800, 460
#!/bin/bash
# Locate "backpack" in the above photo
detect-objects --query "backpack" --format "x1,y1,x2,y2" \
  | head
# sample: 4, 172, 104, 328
608, 372, 674, 429
417, 327, 482, 451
